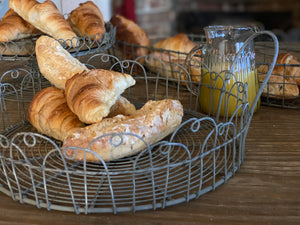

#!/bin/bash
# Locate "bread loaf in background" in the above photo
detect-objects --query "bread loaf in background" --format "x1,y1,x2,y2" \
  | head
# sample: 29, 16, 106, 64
28, 87, 85, 141
110, 14, 151, 62
63, 99, 184, 162
258, 53, 300, 99
147, 33, 202, 84
67, 1, 106, 40
9, 0, 78, 47
65, 69, 136, 124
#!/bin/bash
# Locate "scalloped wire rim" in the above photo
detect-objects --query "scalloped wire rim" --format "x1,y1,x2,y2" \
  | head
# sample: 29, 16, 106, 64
0, 31, 279, 214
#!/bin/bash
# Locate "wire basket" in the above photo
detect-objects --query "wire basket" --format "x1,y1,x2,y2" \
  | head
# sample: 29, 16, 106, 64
0, 22, 116, 61
256, 42, 300, 109
0, 33, 278, 214
111, 33, 299, 109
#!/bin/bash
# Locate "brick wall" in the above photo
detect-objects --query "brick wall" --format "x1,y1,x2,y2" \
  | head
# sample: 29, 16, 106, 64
135, 0, 176, 38
135, 0, 300, 39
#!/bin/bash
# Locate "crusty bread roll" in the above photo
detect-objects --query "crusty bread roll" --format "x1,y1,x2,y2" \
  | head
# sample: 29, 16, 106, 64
36, 35, 88, 90
258, 53, 300, 99
65, 69, 136, 124
9, 0, 77, 47
63, 99, 184, 162
67, 1, 106, 40
0, 9, 41, 42
110, 14, 151, 62
28, 86, 85, 141
146, 33, 202, 84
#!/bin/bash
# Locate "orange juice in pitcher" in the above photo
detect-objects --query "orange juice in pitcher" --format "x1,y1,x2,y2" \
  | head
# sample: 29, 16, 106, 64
197, 25, 260, 118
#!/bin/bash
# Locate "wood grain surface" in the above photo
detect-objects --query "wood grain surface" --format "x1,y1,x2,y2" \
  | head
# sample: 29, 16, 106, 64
0, 106, 299, 225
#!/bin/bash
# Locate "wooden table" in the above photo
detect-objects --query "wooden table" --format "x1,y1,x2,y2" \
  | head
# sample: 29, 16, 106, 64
0, 105, 298, 225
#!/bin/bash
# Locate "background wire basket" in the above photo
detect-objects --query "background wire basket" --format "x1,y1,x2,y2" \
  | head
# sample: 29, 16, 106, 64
256, 42, 300, 109
0, 22, 116, 61
110, 33, 299, 109
0, 32, 277, 214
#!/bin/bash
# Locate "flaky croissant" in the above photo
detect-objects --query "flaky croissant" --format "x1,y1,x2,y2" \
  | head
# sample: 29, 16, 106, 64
28, 87, 85, 141
9, 0, 77, 47
67, 1, 106, 40
110, 14, 151, 62
0, 9, 41, 42
65, 69, 136, 124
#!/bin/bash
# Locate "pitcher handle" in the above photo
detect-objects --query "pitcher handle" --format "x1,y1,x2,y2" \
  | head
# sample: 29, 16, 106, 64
182, 43, 209, 96
232, 30, 279, 116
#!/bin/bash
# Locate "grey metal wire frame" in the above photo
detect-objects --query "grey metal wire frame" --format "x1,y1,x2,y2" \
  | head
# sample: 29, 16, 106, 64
0, 31, 278, 214
0, 22, 116, 61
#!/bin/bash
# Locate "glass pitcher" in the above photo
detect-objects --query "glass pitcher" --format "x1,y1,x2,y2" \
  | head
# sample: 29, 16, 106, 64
187, 25, 279, 119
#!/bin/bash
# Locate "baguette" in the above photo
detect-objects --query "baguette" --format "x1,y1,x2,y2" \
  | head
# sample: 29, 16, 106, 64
63, 99, 184, 162
67, 1, 106, 40
0, 9, 40, 42
28, 86, 85, 141
65, 69, 136, 124
9, 0, 78, 47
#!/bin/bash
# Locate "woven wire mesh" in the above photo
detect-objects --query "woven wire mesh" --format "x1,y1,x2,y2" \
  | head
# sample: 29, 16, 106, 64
0, 32, 278, 214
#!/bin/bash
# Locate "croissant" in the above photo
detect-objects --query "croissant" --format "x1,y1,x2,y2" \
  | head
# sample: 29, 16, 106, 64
110, 14, 150, 62
0, 9, 41, 42
36, 35, 87, 90
63, 99, 184, 162
146, 33, 202, 84
107, 96, 136, 118
67, 1, 106, 41
65, 69, 136, 124
28, 87, 85, 141
9, 0, 77, 47
258, 53, 300, 99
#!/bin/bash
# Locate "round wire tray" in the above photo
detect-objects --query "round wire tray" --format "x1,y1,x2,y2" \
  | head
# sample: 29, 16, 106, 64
0, 41, 277, 213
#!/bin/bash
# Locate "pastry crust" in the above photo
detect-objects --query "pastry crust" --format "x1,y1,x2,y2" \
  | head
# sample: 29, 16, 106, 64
107, 96, 136, 118
0, 9, 40, 42
35, 35, 88, 90
9, 0, 77, 47
146, 33, 202, 83
110, 14, 150, 62
64, 69, 136, 124
258, 53, 300, 99
63, 99, 184, 162
28, 86, 85, 141
67, 1, 106, 40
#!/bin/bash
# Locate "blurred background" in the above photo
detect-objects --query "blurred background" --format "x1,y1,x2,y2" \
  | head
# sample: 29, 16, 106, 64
0, 0, 299, 41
